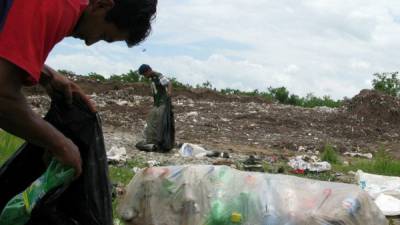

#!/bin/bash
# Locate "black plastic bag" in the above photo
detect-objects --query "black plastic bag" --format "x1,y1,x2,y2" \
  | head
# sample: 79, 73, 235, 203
0, 94, 113, 225
158, 97, 175, 152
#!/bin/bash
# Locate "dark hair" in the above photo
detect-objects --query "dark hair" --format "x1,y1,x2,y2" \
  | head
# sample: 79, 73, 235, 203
105, 0, 157, 47
138, 64, 151, 74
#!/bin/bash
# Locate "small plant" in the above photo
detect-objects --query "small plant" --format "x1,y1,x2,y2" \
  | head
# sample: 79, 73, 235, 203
321, 144, 341, 164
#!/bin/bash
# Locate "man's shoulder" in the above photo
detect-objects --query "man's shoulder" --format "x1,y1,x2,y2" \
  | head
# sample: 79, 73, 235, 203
151, 72, 170, 86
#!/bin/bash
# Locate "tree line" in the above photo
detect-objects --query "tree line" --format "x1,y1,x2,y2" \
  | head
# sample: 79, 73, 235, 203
58, 70, 400, 108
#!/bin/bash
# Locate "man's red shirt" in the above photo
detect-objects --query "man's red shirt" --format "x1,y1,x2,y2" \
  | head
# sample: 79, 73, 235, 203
0, 0, 88, 85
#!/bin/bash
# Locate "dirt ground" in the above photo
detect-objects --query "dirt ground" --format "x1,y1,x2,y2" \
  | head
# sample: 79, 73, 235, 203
24, 76, 400, 159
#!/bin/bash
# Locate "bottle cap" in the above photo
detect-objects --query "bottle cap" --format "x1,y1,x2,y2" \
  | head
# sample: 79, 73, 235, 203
231, 212, 242, 223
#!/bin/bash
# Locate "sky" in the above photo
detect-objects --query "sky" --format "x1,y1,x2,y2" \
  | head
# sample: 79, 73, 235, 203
47, 0, 400, 99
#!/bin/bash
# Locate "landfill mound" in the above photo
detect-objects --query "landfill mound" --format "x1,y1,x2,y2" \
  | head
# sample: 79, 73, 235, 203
24, 75, 400, 159
345, 89, 400, 125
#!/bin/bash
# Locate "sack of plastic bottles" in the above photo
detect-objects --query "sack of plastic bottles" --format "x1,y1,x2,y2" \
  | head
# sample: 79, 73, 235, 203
0, 159, 74, 225
118, 165, 388, 225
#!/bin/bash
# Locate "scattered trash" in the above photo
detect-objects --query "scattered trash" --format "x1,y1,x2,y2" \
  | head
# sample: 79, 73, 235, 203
212, 159, 235, 167
206, 151, 230, 159
288, 155, 331, 172
115, 186, 126, 197
375, 194, 400, 217
132, 167, 141, 173
298, 146, 306, 151
146, 160, 161, 167
186, 111, 199, 117
179, 143, 230, 160
291, 169, 305, 174
118, 165, 387, 225
115, 99, 131, 106
344, 152, 373, 159
107, 146, 127, 163
356, 170, 400, 216
135, 141, 157, 152
242, 155, 264, 172
179, 143, 211, 158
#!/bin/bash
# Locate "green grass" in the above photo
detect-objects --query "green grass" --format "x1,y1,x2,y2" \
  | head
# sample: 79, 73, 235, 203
334, 150, 400, 176
109, 157, 147, 221
321, 144, 341, 165
0, 131, 24, 166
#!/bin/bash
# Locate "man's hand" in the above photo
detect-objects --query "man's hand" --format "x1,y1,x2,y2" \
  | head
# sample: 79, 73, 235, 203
40, 65, 96, 112
47, 136, 82, 178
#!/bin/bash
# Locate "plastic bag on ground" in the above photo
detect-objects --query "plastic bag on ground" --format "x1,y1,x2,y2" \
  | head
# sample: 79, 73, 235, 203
118, 165, 387, 225
356, 170, 400, 216
179, 143, 211, 158
107, 146, 127, 163
0, 94, 113, 225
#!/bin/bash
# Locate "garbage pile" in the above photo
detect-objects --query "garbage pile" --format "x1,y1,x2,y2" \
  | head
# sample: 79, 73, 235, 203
344, 89, 400, 125
118, 165, 387, 225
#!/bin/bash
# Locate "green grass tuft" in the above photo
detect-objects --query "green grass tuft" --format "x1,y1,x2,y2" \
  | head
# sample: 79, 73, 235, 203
351, 150, 400, 176
321, 144, 341, 165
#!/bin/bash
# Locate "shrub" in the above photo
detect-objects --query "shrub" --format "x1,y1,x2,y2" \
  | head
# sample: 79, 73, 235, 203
87, 72, 106, 81
372, 72, 400, 97
268, 86, 289, 103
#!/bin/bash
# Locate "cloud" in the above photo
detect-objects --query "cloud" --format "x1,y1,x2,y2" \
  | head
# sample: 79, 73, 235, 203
47, 0, 400, 99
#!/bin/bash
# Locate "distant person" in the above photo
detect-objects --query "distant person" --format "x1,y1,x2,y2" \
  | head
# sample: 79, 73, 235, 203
136, 64, 175, 152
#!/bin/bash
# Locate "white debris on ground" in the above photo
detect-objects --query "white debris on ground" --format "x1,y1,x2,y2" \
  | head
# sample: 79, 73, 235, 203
288, 155, 332, 172
356, 170, 400, 216
344, 152, 373, 159
179, 143, 211, 158
102, 128, 248, 167
107, 146, 128, 163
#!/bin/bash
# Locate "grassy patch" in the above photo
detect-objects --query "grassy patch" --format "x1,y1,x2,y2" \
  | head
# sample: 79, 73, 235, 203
334, 150, 400, 176
109, 166, 135, 186
321, 144, 341, 165
109, 157, 147, 221
0, 131, 24, 166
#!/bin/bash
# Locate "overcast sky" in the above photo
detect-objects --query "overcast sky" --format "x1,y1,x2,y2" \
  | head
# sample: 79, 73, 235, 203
47, 0, 400, 99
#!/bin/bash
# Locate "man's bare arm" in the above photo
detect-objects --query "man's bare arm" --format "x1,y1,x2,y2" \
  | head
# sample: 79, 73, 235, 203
0, 59, 82, 176
167, 82, 172, 97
